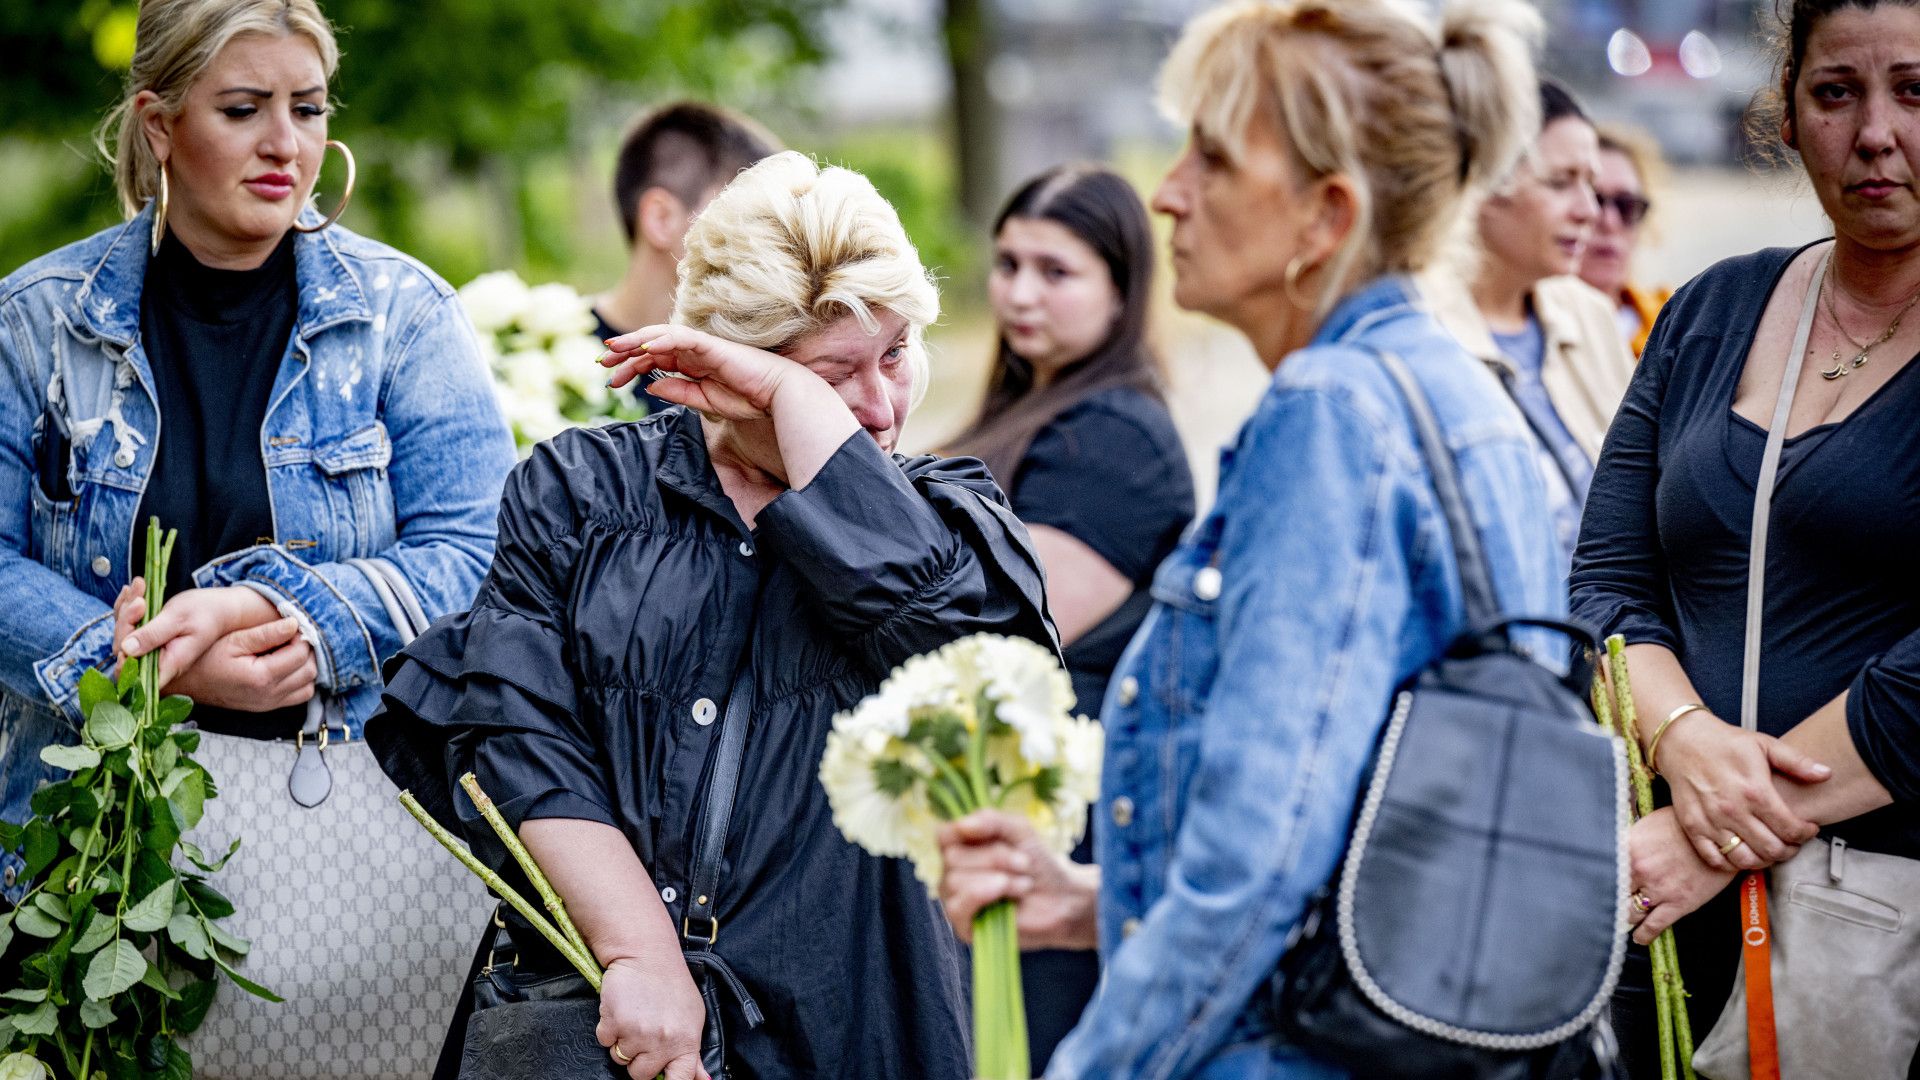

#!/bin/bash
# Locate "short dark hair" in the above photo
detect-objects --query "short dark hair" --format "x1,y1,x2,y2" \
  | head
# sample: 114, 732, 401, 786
1539, 79, 1589, 130
612, 101, 781, 244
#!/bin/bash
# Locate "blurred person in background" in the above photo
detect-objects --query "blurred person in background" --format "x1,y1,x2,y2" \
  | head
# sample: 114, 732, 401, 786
373, 152, 1055, 1080
1573, 0, 1920, 1074
0, 0, 512, 892
1427, 79, 1635, 563
1579, 123, 1671, 358
944, 163, 1194, 1073
591, 101, 781, 410
933, 1, 1562, 1075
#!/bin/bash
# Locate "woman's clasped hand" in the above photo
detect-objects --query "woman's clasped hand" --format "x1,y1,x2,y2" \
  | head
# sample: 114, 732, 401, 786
1651, 710, 1830, 871
109, 577, 317, 711
936, 810, 1101, 951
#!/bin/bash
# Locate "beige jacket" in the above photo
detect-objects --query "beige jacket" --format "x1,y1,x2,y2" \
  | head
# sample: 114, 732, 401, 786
1418, 272, 1637, 462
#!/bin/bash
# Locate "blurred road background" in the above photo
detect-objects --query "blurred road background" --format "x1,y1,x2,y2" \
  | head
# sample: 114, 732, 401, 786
0, 0, 1835, 504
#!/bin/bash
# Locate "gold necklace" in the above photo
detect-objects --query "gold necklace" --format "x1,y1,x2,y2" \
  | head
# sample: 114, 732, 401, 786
1820, 261, 1920, 379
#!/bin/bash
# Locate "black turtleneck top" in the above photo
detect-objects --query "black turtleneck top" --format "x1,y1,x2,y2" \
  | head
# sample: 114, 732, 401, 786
136, 229, 302, 737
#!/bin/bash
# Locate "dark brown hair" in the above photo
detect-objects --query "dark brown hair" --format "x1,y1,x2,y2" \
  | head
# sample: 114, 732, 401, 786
945, 165, 1162, 489
1745, 0, 1920, 161
612, 101, 781, 243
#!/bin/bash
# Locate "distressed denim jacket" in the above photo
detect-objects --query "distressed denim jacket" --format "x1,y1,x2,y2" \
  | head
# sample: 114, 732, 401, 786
1046, 278, 1566, 1079
0, 206, 515, 890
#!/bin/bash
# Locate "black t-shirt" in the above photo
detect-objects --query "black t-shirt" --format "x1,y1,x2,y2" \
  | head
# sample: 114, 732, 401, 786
136, 230, 303, 738
1571, 243, 1920, 857
1010, 386, 1195, 719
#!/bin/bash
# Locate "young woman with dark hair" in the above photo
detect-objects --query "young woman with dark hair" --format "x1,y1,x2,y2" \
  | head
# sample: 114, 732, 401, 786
944, 164, 1194, 1071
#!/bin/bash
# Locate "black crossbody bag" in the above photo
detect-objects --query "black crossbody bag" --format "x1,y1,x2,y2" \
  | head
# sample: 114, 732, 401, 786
448, 606, 768, 1080
1272, 349, 1629, 1079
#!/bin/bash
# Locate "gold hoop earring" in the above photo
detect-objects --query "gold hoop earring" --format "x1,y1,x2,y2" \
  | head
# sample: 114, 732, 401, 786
1284, 254, 1318, 311
293, 139, 357, 234
150, 161, 170, 256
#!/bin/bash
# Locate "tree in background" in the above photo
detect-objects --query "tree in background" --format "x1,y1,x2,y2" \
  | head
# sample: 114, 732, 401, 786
0, 0, 839, 281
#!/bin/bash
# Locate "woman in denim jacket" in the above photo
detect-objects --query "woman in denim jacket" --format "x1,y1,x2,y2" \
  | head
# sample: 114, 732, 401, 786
936, 2, 1565, 1076
0, 0, 513, 898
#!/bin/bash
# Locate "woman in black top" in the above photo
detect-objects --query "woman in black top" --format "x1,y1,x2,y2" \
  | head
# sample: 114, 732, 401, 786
1571, 3, 1920, 1073
370, 153, 1054, 1080
944, 164, 1194, 1072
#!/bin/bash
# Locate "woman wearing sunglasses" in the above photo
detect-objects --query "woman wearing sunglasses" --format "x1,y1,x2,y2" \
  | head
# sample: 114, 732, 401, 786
1579, 124, 1671, 359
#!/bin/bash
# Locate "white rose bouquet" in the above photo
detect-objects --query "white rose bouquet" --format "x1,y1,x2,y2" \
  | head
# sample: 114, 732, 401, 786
457, 270, 648, 452
819, 634, 1102, 1080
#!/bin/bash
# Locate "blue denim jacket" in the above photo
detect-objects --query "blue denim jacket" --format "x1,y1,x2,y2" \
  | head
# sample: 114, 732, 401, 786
1046, 277, 1565, 1079
0, 206, 514, 879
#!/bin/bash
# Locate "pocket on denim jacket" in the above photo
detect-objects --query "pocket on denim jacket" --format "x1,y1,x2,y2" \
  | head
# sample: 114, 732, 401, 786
27, 482, 79, 581
310, 421, 397, 558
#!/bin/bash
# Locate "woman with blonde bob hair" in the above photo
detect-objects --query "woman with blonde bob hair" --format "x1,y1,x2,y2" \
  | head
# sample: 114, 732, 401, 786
369, 151, 1054, 1080
934, 2, 1572, 1076
1, 0, 512, 1071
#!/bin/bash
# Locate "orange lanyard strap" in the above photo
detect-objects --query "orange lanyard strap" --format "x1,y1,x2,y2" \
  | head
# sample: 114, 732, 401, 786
1741, 871, 1780, 1079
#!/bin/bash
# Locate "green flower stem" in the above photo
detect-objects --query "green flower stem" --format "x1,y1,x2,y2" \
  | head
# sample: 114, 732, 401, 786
922, 749, 980, 818
971, 899, 1029, 1080
1599, 638, 1696, 1080
458, 772, 591, 963
397, 791, 603, 992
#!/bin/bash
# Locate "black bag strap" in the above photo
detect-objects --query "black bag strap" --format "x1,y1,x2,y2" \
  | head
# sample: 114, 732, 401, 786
682, 652, 754, 950
1371, 348, 1502, 627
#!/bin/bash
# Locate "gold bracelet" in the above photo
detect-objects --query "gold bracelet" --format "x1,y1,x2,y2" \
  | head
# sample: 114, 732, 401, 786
1647, 703, 1708, 776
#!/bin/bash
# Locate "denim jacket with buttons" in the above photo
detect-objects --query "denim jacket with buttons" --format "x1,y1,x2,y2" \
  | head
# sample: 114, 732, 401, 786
1045, 277, 1565, 1079
0, 206, 515, 864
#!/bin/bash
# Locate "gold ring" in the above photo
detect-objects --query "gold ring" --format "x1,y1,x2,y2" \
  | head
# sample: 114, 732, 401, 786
1631, 890, 1654, 913
1718, 834, 1745, 857
611, 1044, 634, 1066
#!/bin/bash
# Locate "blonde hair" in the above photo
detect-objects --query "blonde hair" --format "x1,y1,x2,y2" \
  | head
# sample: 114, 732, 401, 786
1156, 0, 1541, 314
97, 0, 341, 218
674, 152, 941, 405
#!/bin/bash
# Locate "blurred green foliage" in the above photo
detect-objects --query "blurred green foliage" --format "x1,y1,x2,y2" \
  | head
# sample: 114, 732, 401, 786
0, 0, 952, 294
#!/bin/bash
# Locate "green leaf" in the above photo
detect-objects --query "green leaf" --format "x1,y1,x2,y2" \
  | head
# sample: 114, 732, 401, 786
116, 656, 139, 697
182, 878, 232, 920
177, 838, 240, 873
0, 912, 11, 953
138, 963, 181, 1002
152, 738, 179, 782
872, 757, 921, 798
11, 905, 60, 939
157, 695, 192, 729
159, 1041, 191, 1080
71, 911, 117, 954
165, 914, 209, 960
0, 1052, 43, 1080
79, 997, 114, 1029
122, 881, 175, 933
9, 1002, 55, 1037
167, 771, 205, 831
171, 979, 214, 1032
204, 919, 249, 957
38, 744, 101, 772
83, 702, 136, 751
0, 821, 20, 847
156, 767, 192, 800
78, 669, 116, 717
214, 959, 281, 1003
28, 784, 74, 820
66, 825, 105, 858
82, 939, 147, 1000
20, 819, 58, 880
30, 894, 68, 924
171, 729, 199, 755
0, 988, 48, 1004
141, 799, 182, 856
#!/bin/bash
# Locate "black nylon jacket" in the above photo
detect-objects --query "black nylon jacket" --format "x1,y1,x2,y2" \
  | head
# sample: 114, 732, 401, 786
368, 406, 1056, 1078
